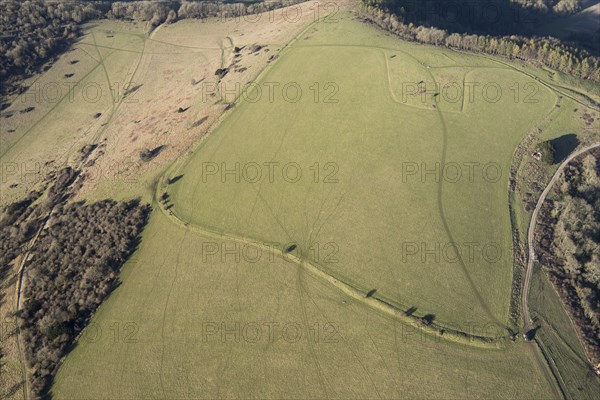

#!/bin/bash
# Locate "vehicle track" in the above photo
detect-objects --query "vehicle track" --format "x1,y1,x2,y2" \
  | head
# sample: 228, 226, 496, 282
10, 23, 152, 399
522, 143, 600, 333
518, 143, 600, 400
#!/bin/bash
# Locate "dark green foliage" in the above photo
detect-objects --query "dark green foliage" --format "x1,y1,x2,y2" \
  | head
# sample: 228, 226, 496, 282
20, 199, 151, 397
536, 141, 557, 164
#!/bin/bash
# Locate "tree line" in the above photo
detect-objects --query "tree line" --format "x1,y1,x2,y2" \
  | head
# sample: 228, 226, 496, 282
363, 0, 588, 35
360, 1, 600, 83
0, 165, 151, 398
0, 0, 104, 95
536, 149, 600, 365
0, 0, 306, 97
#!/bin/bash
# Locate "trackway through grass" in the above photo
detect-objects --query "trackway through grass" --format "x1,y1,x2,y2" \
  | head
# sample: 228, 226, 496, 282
45, 6, 598, 399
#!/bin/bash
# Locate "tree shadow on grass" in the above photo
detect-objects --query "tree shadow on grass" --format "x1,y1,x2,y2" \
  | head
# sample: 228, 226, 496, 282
404, 306, 417, 316
168, 175, 184, 184
550, 133, 580, 164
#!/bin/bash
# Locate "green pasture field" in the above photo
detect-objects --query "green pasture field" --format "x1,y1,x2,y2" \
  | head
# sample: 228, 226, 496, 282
52, 210, 555, 399
169, 13, 557, 330
530, 264, 600, 400
2, 4, 599, 399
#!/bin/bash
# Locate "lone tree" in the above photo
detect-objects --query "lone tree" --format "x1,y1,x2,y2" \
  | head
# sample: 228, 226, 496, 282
536, 141, 556, 164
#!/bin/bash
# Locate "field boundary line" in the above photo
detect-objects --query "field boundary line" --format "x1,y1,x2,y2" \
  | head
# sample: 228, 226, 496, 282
388, 44, 511, 331
154, 169, 505, 349
153, 12, 513, 348
475, 53, 600, 112
521, 143, 600, 398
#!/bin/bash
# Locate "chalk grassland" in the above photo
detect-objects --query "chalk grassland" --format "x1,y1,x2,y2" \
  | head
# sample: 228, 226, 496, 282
0, 2, 336, 397
1, 2, 598, 399
52, 210, 554, 399
54, 8, 558, 399
0, 21, 146, 204
0, 1, 324, 207
170, 13, 557, 329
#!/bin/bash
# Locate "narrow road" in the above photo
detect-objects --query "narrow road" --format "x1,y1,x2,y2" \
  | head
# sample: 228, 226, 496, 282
522, 143, 600, 334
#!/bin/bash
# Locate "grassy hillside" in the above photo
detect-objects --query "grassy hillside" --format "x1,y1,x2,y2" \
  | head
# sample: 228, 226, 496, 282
169, 14, 556, 330
2, 1, 599, 399
52, 210, 555, 399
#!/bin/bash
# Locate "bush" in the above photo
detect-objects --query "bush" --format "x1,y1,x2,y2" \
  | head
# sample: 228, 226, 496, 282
536, 141, 557, 164
20, 199, 151, 397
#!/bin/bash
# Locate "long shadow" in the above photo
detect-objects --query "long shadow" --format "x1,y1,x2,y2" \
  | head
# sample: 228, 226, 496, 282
168, 175, 184, 184
384, 0, 598, 54
143, 145, 166, 161
404, 306, 418, 316
525, 325, 541, 341
550, 133, 580, 164
191, 116, 209, 128
124, 84, 143, 97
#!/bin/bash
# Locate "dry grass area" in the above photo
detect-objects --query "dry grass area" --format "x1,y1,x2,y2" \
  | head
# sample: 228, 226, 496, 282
0, 1, 333, 205
0, 259, 25, 400
0, 2, 335, 398
78, 0, 333, 200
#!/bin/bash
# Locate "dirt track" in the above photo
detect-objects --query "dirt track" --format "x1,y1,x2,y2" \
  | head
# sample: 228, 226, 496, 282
522, 142, 600, 333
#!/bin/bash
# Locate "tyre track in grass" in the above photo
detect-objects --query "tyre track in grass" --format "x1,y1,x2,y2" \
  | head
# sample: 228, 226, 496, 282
12, 24, 150, 400
156, 25, 509, 348
389, 45, 510, 331
411, 45, 565, 399
297, 270, 384, 399
0, 54, 109, 160
405, 46, 566, 400
296, 269, 331, 398
78, 41, 221, 55
298, 38, 567, 398
155, 173, 504, 349
521, 144, 600, 399
158, 229, 188, 399
384, 32, 572, 398
140, 12, 586, 398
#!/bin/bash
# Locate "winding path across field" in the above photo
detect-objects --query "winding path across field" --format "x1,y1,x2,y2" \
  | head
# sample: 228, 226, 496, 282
522, 142, 600, 334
